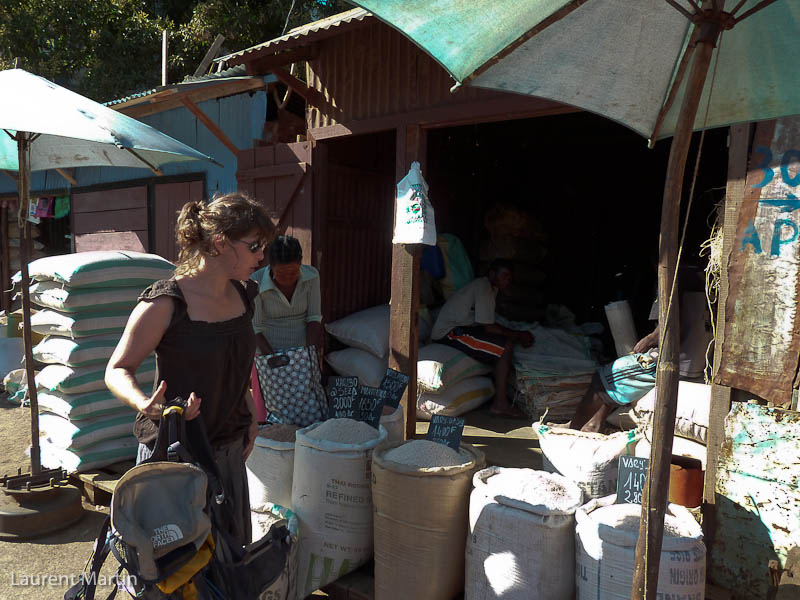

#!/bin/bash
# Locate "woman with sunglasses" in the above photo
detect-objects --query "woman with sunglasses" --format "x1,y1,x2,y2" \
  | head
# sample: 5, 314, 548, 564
106, 192, 274, 547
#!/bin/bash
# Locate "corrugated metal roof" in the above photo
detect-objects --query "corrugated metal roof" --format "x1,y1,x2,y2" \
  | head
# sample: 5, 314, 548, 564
216, 8, 372, 66
104, 65, 259, 107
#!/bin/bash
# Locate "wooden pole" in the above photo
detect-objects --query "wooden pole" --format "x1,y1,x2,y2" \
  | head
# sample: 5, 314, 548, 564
389, 124, 426, 440
162, 30, 169, 87
631, 14, 723, 600
1, 205, 9, 313
16, 133, 41, 475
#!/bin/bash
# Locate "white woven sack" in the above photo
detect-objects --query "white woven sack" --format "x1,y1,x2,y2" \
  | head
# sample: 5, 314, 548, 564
417, 344, 492, 392
33, 333, 121, 367
325, 305, 432, 359
575, 495, 705, 600
247, 434, 296, 511
417, 376, 494, 420
325, 347, 387, 388
31, 308, 130, 338
634, 381, 710, 444
635, 434, 707, 470
379, 405, 404, 443
466, 467, 583, 600
537, 424, 639, 500
30, 281, 142, 313
38, 388, 134, 421
251, 503, 299, 600
39, 412, 137, 451
36, 358, 156, 395
39, 436, 137, 473
292, 422, 387, 599
15, 251, 174, 288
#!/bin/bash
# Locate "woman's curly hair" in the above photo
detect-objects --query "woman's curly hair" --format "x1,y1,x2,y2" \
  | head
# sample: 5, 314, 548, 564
174, 192, 275, 275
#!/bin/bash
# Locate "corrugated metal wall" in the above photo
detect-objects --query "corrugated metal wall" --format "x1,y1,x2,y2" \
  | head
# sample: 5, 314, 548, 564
306, 21, 517, 128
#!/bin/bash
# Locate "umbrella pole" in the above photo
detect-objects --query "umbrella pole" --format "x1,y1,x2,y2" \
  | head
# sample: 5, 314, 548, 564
631, 17, 723, 600
15, 133, 41, 475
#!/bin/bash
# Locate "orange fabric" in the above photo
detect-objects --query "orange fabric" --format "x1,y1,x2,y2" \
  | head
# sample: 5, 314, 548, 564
447, 331, 504, 357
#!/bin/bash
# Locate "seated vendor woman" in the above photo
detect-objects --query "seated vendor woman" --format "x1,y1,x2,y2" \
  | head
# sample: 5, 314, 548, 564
431, 259, 534, 419
251, 235, 324, 358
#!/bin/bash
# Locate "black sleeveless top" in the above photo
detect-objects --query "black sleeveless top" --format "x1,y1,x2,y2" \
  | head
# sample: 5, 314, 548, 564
133, 278, 258, 449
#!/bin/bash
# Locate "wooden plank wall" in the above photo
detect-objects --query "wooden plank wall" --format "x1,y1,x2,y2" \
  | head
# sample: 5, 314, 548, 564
72, 186, 148, 252
154, 180, 204, 262
305, 21, 564, 129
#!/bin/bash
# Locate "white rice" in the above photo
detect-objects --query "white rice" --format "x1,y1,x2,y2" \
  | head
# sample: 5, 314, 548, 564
304, 418, 379, 444
384, 439, 470, 468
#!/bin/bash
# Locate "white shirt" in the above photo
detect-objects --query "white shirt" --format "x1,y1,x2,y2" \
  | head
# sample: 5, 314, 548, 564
431, 277, 497, 340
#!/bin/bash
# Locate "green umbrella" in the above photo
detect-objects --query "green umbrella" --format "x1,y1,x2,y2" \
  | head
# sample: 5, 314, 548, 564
347, 1, 796, 597
0, 68, 217, 483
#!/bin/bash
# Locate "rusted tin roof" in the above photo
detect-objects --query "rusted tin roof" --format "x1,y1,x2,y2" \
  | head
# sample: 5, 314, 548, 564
216, 8, 372, 66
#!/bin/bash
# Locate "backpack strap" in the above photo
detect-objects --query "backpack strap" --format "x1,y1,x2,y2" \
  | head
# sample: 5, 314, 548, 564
64, 516, 113, 600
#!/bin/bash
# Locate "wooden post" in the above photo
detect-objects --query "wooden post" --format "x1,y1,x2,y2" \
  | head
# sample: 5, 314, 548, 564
1, 205, 9, 313
701, 122, 750, 556
389, 124, 426, 440
631, 14, 724, 600
16, 133, 41, 474
162, 30, 169, 87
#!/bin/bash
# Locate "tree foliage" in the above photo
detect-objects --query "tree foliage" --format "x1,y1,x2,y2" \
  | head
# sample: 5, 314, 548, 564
0, 0, 347, 101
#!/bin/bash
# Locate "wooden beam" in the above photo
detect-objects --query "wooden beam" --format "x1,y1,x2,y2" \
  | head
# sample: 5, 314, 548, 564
236, 162, 307, 181
242, 46, 319, 75
2, 170, 17, 182
1, 207, 9, 313
389, 124, 426, 440
56, 168, 77, 186
308, 97, 576, 142
194, 34, 226, 77
180, 96, 239, 155
702, 122, 751, 555
116, 78, 265, 118
271, 67, 330, 109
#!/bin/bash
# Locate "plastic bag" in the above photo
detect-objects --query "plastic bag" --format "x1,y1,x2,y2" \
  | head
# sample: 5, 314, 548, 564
392, 161, 436, 245
254, 345, 327, 427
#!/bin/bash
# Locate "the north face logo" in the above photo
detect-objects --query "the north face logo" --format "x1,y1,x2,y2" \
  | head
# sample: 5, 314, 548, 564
151, 524, 184, 548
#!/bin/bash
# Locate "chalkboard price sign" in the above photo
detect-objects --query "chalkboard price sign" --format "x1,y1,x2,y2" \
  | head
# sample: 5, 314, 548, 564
326, 377, 358, 420
328, 376, 358, 389
327, 383, 386, 429
616, 455, 649, 505
425, 414, 465, 451
379, 368, 409, 409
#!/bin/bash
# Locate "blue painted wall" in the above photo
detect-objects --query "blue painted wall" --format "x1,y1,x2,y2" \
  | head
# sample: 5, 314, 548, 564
0, 89, 267, 196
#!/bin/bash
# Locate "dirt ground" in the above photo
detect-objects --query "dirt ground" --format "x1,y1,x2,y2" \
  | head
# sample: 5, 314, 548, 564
0, 397, 119, 600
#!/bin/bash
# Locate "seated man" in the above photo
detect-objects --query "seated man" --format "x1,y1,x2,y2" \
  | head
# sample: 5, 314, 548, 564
571, 281, 712, 432
431, 259, 534, 418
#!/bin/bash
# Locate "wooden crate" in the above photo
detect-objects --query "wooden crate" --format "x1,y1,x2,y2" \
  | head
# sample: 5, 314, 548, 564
69, 460, 134, 505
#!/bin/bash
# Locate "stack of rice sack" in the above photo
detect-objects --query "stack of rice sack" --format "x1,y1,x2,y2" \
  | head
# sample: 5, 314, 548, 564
416, 344, 494, 420
507, 318, 598, 421
3, 224, 45, 275
480, 203, 548, 323
324, 304, 434, 387
17, 251, 175, 472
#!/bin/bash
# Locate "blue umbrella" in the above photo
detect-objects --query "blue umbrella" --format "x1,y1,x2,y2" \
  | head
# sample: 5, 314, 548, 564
347, 1, 797, 597
0, 68, 218, 480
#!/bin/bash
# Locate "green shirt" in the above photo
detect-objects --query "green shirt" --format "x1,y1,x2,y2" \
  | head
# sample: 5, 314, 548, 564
251, 264, 322, 351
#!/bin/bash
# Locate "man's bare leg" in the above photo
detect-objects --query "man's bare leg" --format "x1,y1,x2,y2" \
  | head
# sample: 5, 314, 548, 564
571, 388, 614, 432
490, 340, 525, 418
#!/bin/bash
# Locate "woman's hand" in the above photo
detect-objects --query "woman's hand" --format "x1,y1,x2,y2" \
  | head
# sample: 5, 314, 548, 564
243, 420, 258, 460
137, 382, 202, 420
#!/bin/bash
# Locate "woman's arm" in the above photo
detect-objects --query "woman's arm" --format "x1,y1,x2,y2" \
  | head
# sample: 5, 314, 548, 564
106, 298, 200, 420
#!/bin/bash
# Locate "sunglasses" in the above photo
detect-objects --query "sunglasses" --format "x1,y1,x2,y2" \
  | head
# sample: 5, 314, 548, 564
231, 239, 266, 254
